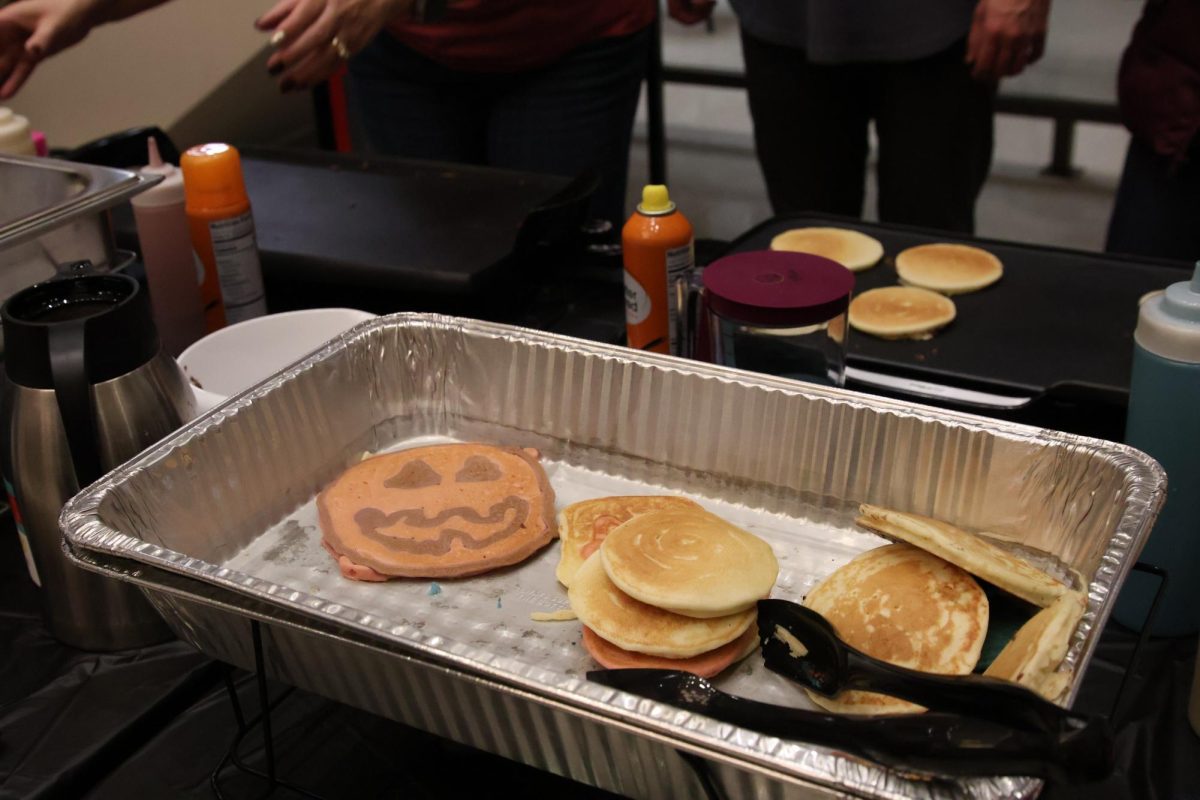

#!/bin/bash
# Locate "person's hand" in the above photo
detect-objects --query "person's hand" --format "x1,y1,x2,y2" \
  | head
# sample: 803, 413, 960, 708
0, 0, 99, 98
667, 0, 716, 26
966, 0, 1050, 82
257, 0, 412, 92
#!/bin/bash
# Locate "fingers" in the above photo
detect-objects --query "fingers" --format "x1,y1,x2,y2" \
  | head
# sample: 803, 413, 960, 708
0, 54, 36, 99
1029, 32, 1046, 65
264, 0, 328, 74
277, 37, 341, 90
968, 27, 1000, 80
256, 0, 300, 32
24, 18, 63, 59
965, 3, 985, 68
967, 0, 1050, 80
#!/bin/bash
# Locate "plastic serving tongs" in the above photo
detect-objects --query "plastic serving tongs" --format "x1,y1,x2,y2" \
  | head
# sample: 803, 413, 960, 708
587, 599, 1113, 782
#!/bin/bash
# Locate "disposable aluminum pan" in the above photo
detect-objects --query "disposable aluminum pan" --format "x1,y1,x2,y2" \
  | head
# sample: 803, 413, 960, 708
61, 314, 1165, 799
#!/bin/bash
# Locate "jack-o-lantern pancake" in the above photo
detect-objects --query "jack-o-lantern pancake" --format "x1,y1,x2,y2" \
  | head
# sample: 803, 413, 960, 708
556, 496, 702, 588
318, 443, 557, 579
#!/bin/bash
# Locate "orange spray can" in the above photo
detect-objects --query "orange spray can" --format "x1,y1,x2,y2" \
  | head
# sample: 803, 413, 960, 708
181, 143, 267, 332
622, 184, 694, 354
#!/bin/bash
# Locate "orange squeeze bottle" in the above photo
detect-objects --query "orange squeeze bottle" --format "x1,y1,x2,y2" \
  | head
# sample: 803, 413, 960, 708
181, 143, 267, 332
622, 184, 695, 355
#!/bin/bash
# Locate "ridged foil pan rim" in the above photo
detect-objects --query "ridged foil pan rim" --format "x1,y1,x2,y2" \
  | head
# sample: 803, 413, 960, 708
60, 313, 1166, 800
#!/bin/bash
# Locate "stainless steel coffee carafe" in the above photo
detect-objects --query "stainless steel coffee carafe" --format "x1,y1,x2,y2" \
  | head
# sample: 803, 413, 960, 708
1, 272, 194, 650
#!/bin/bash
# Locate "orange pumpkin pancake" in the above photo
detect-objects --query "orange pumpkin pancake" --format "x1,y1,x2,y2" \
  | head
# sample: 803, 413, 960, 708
318, 443, 557, 579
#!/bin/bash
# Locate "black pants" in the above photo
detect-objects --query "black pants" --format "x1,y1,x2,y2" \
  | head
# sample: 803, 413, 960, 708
1106, 136, 1200, 264
740, 31, 995, 234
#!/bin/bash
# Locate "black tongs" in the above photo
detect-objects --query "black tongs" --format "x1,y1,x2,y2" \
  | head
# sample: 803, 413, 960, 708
755, 598, 1094, 737
587, 599, 1114, 782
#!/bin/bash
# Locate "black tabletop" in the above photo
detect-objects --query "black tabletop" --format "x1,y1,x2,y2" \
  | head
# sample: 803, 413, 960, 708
241, 148, 573, 297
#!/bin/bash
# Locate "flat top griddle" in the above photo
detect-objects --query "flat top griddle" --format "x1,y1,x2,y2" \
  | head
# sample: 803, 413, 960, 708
727, 214, 1188, 407
240, 148, 574, 296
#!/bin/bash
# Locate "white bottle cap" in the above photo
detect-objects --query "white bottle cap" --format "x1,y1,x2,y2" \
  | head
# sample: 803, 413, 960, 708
0, 107, 35, 155
1135, 262, 1200, 364
131, 137, 185, 208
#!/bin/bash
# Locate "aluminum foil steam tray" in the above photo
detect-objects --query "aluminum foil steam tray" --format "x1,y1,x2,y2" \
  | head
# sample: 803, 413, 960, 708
61, 314, 1164, 800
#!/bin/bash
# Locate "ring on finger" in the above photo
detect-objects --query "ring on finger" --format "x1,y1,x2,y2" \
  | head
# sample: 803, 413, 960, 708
330, 36, 350, 60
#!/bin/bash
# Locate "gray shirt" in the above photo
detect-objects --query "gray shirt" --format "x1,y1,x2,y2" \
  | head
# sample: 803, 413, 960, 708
729, 0, 978, 64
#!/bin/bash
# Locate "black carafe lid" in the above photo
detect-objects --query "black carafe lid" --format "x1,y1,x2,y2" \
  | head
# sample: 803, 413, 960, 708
2, 274, 159, 390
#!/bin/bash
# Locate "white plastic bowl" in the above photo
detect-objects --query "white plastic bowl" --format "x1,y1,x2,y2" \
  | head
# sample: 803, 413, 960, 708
178, 307, 376, 412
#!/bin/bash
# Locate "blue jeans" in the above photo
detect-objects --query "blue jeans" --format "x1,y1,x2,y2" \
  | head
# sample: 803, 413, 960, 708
346, 28, 650, 228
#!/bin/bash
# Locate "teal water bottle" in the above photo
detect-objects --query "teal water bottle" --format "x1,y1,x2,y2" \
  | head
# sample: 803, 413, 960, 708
1113, 263, 1200, 636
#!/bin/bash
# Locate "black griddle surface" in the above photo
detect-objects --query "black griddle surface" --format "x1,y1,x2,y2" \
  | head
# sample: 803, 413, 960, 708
729, 214, 1189, 402
240, 148, 571, 296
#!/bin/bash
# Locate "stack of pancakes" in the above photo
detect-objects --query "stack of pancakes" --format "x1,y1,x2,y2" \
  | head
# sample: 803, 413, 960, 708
802, 504, 1086, 714
564, 501, 779, 678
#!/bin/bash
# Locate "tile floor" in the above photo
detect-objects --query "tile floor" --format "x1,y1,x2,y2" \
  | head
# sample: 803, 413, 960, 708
629, 0, 1142, 252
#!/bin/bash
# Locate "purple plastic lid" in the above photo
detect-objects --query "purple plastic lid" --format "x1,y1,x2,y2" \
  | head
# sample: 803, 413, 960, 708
702, 251, 855, 327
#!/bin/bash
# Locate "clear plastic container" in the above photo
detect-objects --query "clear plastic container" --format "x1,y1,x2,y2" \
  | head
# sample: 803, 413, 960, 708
695, 251, 854, 387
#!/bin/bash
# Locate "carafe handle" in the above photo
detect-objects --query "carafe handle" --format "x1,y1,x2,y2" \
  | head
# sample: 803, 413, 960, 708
48, 319, 102, 487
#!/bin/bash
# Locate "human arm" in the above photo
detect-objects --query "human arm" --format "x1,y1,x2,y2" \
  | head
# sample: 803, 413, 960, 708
256, 0, 412, 92
966, 0, 1051, 81
0, 0, 174, 97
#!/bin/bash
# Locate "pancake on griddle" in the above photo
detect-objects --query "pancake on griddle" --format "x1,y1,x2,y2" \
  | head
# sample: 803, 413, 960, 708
769, 227, 884, 272
568, 554, 755, 659
895, 243, 1003, 295
318, 443, 556, 580
855, 504, 1070, 608
556, 496, 701, 588
985, 590, 1086, 700
803, 543, 989, 714
847, 286, 956, 340
599, 507, 779, 618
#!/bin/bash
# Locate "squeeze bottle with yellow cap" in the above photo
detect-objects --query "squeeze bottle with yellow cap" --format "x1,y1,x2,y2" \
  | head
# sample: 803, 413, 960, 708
181, 143, 267, 330
622, 184, 694, 355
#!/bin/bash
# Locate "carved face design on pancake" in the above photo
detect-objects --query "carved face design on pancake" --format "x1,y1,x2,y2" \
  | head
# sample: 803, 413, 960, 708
318, 443, 557, 580
351, 446, 542, 556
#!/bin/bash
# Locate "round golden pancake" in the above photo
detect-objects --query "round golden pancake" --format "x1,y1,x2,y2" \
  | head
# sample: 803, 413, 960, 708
855, 504, 1069, 609
568, 554, 755, 658
895, 243, 1003, 295
555, 496, 701, 588
848, 286, 956, 340
803, 543, 989, 715
769, 227, 884, 272
599, 508, 779, 619
985, 591, 1086, 700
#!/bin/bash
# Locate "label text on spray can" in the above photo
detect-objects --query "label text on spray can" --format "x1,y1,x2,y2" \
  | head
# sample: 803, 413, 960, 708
208, 212, 266, 324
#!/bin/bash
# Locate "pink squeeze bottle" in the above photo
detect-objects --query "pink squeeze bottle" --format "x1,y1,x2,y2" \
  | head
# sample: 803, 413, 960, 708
131, 138, 206, 356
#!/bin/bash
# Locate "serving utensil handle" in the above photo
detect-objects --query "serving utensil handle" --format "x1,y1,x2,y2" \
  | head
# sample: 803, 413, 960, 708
587, 669, 1113, 782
